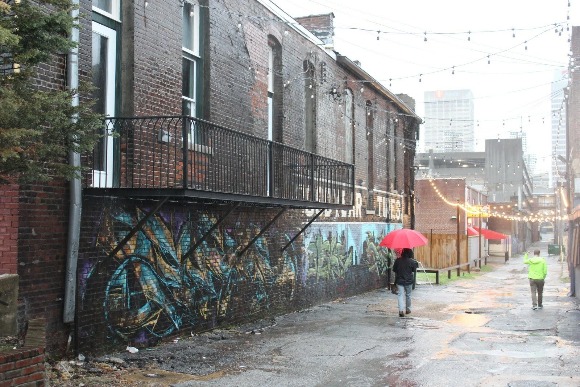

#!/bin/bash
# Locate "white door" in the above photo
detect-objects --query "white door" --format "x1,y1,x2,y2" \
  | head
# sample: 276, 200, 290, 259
91, 22, 116, 188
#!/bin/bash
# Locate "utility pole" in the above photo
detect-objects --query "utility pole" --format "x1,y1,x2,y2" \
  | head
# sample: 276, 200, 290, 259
456, 202, 460, 277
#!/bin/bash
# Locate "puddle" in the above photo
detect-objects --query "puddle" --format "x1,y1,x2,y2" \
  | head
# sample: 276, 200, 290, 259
448, 313, 489, 327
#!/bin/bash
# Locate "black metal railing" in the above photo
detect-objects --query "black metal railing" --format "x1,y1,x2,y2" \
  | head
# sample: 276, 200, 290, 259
84, 116, 354, 207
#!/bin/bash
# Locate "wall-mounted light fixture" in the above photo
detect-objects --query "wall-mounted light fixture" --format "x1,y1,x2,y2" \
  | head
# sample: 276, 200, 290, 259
329, 86, 342, 102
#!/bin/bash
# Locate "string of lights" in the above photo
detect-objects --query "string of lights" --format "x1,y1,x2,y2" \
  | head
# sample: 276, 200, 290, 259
184, 1, 573, 159
428, 179, 569, 223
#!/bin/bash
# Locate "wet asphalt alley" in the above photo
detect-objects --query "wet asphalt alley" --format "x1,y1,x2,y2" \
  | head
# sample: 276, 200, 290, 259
113, 240, 580, 387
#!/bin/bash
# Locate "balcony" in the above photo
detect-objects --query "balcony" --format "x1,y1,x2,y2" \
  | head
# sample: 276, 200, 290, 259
83, 116, 354, 209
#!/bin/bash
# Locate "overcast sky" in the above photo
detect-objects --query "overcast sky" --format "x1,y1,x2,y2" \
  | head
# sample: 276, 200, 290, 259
269, 0, 578, 166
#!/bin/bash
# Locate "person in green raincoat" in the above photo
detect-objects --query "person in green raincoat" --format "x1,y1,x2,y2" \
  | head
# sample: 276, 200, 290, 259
523, 249, 548, 310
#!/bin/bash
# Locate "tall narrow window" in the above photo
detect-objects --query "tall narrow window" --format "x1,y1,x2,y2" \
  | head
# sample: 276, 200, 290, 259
268, 36, 282, 143
388, 117, 396, 191
91, 24, 117, 187
303, 60, 316, 153
366, 101, 374, 211
91, 1, 120, 187
182, 2, 200, 119
344, 89, 354, 163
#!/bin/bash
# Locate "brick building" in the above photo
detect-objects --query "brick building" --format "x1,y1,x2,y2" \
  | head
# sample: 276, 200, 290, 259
0, 0, 420, 357
565, 26, 580, 298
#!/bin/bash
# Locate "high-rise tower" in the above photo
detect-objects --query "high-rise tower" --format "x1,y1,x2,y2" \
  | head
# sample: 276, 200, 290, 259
423, 90, 475, 153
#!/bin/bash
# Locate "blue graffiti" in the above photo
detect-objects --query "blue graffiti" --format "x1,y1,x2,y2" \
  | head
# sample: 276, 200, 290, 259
84, 208, 298, 343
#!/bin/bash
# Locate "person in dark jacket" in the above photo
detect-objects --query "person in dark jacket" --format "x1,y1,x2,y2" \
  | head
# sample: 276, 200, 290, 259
392, 248, 419, 317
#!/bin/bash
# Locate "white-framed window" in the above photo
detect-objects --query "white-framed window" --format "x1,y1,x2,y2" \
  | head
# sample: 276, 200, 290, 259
91, 22, 117, 188
267, 45, 274, 142
182, 2, 200, 119
92, 0, 121, 22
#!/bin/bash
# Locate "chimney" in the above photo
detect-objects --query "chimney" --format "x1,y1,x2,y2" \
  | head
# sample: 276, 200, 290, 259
294, 13, 335, 48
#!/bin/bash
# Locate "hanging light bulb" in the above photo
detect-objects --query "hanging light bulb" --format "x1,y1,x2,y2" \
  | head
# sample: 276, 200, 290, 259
377, 31, 381, 40
512, 28, 515, 38
467, 31, 471, 41
424, 32, 427, 42
524, 41, 528, 50
487, 55, 491, 64
419, 74, 422, 82
452, 66, 455, 75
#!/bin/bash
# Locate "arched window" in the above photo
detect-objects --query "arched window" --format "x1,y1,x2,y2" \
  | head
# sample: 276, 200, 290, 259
268, 36, 283, 143
344, 89, 354, 163
303, 60, 316, 153
366, 101, 374, 211
388, 116, 396, 191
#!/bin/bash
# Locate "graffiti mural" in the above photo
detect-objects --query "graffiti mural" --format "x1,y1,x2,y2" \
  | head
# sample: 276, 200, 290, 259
79, 203, 401, 347
80, 205, 298, 344
303, 222, 398, 280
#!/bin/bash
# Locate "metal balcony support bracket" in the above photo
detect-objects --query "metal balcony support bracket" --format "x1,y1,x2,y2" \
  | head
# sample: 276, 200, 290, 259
281, 209, 324, 252
107, 197, 170, 259
237, 207, 287, 257
181, 202, 241, 262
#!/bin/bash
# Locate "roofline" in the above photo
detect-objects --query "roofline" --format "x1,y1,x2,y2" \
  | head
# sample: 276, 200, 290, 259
257, 0, 336, 60
336, 55, 420, 120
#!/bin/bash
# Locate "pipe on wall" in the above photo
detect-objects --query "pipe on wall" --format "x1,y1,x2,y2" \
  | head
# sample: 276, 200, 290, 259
63, 0, 81, 324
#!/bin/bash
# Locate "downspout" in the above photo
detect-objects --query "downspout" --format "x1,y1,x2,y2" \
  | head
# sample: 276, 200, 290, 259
63, 0, 81, 325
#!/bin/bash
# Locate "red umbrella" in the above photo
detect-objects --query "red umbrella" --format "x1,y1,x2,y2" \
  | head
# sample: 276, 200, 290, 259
379, 228, 428, 249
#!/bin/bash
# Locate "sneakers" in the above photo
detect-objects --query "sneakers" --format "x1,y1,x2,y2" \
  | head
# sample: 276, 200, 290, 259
532, 306, 538, 310
538, 305, 543, 309
399, 311, 405, 317
406, 309, 411, 314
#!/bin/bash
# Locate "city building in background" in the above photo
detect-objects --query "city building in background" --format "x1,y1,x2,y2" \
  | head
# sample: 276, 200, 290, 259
423, 89, 475, 153
551, 68, 568, 188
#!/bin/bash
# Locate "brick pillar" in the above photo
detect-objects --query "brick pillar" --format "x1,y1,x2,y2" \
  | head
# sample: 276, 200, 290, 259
0, 184, 19, 275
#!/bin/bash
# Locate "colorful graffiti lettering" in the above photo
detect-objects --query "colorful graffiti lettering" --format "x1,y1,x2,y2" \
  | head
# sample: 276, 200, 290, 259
81, 207, 297, 343
80, 205, 400, 345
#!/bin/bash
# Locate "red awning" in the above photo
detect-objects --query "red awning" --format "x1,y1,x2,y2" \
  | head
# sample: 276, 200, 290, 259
467, 226, 479, 236
476, 227, 509, 240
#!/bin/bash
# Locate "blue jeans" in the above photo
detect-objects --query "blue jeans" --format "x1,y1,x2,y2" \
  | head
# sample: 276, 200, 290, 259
397, 284, 413, 312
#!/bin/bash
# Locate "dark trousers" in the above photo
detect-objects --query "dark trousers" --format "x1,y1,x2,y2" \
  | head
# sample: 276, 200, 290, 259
529, 278, 545, 307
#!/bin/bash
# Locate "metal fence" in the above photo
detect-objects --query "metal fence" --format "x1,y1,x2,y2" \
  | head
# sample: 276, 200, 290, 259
85, 116, 354, 207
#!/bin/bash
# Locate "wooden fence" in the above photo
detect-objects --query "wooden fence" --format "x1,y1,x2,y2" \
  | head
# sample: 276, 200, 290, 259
412, 233, 485, 284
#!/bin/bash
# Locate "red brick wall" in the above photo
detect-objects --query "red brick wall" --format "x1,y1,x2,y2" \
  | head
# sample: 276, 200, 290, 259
76, 197, 395, 354
415, 178, 467, 234
0, 347, 45, 387
0, 185, 19, 275
3, 0, 418, 359
17, 183, 70, 356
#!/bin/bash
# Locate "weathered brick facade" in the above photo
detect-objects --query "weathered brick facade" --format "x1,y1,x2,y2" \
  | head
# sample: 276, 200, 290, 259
415, 178, 468, 235
1, 0, 421, 358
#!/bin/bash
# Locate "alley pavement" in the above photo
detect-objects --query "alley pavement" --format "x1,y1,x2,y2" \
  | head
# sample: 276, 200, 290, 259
76, 240, 580, 387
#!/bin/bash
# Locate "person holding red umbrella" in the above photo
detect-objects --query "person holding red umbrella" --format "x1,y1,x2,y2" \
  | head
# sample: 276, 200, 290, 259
392, 248, 419, 317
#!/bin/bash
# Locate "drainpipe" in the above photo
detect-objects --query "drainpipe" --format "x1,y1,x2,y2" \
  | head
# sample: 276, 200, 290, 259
63, 0, 81, 324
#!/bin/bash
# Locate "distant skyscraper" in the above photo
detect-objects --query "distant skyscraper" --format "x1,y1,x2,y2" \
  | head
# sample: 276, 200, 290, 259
551, 69, 568, 188
423, 90, 475, 153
